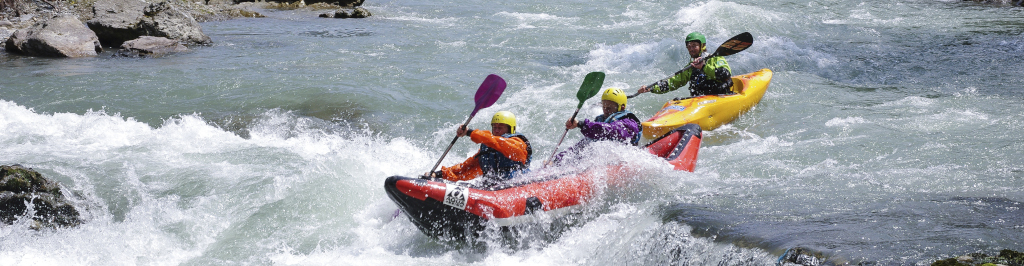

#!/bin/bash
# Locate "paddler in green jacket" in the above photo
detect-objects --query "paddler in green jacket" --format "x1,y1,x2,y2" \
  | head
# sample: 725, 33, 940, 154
636, 32, 734, 97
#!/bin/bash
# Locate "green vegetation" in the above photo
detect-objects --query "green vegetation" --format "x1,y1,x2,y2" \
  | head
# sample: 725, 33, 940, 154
932, 250, 1024, 266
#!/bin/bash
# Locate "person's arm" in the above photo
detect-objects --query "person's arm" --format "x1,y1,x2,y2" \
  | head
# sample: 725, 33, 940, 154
441, 155, 483, 181
468, 130, 529, 163
579, 118, 641, 141
644, 68, 693, 94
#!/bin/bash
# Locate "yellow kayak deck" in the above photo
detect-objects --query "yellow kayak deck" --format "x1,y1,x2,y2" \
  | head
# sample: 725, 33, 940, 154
640, 68, 773, 144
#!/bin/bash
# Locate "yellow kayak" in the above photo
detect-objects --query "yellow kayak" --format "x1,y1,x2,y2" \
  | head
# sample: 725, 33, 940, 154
640, 68, 773, 145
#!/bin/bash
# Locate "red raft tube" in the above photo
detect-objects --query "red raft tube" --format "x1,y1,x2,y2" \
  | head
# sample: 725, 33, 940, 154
384, 124, 702, 239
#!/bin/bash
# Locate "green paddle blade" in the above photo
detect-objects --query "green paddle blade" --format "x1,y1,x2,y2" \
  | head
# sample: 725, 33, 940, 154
576, 72, 605, 108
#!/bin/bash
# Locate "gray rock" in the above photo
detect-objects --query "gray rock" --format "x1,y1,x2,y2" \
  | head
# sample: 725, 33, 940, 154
18, 14, 35, 23
86, 0, 148, 47
321, 7, 370, 19
205, 0, 235, 5
4, 15, 103, 57
0, 165, 82, 228
115, 35, 186, 57
1, 28, 11, 44
246, 0, 363, 8
87, 0, 211, 47
337, 0, 364, 8
351, 7, 370, 18
139, 1, 212, 45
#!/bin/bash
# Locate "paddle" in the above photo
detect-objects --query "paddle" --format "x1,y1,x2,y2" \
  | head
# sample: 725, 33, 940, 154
627, 32, 753, 99
428, 74, 507, 175
543, 72, 605, 167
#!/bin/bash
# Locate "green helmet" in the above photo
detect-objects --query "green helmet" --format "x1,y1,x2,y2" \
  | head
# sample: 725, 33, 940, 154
685, 32, 706, 45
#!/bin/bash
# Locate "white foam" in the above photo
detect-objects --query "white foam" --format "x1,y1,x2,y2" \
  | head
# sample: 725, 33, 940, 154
878, 96, 934, 108
671, 1, 782, 36
825, 116, 869, 127
0, 100, 438, 264
387, 14, 459, 25
495, 11, 579, 30
583, 42, 664, 74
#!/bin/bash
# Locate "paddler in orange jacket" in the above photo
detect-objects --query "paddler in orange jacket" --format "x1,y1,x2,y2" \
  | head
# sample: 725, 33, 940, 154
427, 111, 533, 182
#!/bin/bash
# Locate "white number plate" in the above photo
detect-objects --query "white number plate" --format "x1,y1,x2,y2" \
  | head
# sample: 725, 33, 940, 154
443, 184, 469, 210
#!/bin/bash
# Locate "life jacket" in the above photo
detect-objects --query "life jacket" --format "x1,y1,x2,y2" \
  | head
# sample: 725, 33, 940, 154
595, 110, 642, 146
475, 133, 533, 180
687, 56, 733, 96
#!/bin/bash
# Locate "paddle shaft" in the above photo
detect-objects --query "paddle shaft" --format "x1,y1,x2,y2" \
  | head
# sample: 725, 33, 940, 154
429, 115, 475, 174
544, 108, 582, 167
628, 58, 700, 99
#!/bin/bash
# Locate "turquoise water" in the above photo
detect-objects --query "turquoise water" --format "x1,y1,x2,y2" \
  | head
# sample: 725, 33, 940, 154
2, 0, 1023, 264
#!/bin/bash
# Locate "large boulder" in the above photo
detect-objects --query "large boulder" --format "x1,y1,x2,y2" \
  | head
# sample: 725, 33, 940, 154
114, 35, 186, 57
3, 15, 103, 57
86, 0, 149, 47
0, 165, 82, 229
139, 1, 211, 45
87, 0, 211, 47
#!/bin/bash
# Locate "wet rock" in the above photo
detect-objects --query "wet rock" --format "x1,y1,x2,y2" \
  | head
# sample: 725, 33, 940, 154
350, 7, 370, 18
0, 165, 82, 228
114, 35, 186, 57
320, 7, 370, 18
243, 0, 363, 8
86, 0, 148, 47
185, 2, 268, 22
932, 250, 1024, 266
223, 9, 265, 18
139, 1, 212, 45
4, 15, 103, 57
87, 0, 211, 47
777, 247, 824, 266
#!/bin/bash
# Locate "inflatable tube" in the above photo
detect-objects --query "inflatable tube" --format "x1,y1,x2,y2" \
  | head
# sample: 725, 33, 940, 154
385, 124, 702, 239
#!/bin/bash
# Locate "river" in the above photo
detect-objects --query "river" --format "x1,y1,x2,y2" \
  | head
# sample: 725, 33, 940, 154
1, 0, 1023, 265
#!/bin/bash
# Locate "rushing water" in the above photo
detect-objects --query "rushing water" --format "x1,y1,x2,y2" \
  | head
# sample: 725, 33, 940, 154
2, 0, 1023, 264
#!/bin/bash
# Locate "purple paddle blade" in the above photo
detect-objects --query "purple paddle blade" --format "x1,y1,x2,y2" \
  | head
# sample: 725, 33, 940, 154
470, 74, 506, 117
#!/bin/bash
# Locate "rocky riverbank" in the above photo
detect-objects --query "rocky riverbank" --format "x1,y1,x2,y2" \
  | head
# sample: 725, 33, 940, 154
932, 249, 1024, 266
1, 0, 367, 57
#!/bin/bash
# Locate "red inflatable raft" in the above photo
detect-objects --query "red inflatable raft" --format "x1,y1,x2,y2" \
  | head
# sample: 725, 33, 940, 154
384, 124, 701, 239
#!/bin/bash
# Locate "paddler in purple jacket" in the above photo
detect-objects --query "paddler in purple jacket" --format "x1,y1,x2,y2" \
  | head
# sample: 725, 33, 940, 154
553, 87, 641, 164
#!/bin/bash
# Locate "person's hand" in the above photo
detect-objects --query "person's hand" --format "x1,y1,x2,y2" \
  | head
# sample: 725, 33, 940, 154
565, 118, 579, 130
637, 86, 650, 94
456, 125, 470, 137
690, 57, 706, 69
421, 171, 440, 179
